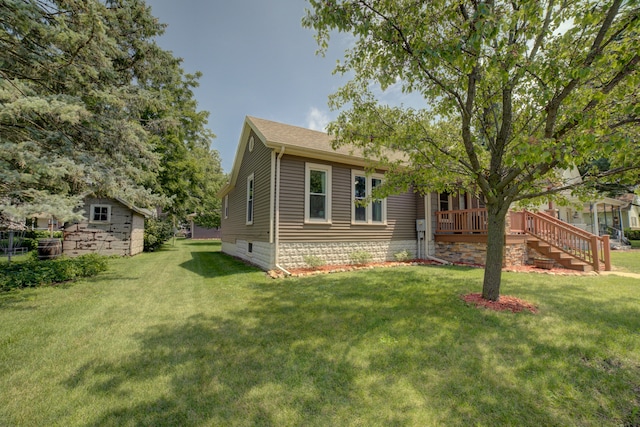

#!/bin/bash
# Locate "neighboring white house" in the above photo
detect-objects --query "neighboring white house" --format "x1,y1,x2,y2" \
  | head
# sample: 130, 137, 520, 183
618, 193, 640, 231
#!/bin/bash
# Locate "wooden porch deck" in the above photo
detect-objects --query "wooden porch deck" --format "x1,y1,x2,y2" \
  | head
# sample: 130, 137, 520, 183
435, 209, 611, 272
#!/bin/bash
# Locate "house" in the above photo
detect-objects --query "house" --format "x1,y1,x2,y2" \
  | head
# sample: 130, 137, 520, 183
30, 214, 62, 233
186, 214, 222, 239
219, 117, 611, 273
63, 197, 153, 257
218, 116, 424, 272
618, 193, 640, 231
524, 167, 635, 240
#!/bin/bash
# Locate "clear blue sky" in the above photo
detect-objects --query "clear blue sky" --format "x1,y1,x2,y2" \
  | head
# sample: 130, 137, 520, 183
145, 0, 350, 172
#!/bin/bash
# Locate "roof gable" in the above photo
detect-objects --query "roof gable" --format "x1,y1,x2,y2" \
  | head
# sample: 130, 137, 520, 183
218, 116, 395, 198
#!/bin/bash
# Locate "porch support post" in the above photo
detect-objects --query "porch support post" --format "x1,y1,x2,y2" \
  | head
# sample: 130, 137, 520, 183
590, 235, 600, 272
425, 194, 433, 256
592, 203, 599, 236
603, 235, 611, 271
619, 207, 624, 240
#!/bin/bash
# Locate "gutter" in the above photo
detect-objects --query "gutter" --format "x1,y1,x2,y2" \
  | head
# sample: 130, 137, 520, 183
269, 151, 275, 244
273, 146, 291, 276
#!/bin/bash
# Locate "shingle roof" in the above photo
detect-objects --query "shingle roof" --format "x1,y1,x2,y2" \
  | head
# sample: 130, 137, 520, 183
217, 116, 402, 198
247, 116, 364, 159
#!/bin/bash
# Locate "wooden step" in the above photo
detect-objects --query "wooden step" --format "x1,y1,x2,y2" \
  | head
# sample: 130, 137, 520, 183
526, 238, 594, 272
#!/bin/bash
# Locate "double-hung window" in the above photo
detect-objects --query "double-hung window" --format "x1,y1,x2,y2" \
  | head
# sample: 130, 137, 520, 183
305, 163, 332, 223
246, 173, 254, 225
352, 171, 386, 224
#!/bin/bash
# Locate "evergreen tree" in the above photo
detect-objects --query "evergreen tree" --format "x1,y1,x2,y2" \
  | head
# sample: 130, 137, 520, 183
0, 0, 224, 224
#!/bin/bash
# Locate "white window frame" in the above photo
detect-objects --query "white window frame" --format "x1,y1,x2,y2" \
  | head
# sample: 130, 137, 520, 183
246, 173, 254, 225
631, 216, 638, 228
89, 204, 111, 223
224, 195, 229, 219
351, 170, 386, 225
305, 163, 332, 224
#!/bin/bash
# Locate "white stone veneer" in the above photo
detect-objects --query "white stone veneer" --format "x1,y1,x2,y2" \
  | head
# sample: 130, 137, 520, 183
278, 240, 417, 270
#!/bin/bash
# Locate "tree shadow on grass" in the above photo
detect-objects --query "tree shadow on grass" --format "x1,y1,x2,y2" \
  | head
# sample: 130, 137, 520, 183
60, 267, 640, 425
502, 272, 640, 334
179, 251, 260, 278
0, 289, 41, 310
180, 240, 222, 248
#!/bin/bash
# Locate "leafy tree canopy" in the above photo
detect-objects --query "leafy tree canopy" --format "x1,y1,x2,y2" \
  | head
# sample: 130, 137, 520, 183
304, 0, 639, 300
0, 0, 224, 225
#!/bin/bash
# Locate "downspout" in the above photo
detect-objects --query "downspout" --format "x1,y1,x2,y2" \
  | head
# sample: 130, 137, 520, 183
424, 192, 450, 264
424, 193, 432, 256
274, 146, 291, 276
269, 151, 276, 244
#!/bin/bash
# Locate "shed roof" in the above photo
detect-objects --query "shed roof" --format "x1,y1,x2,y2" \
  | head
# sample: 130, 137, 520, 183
114, 197, 154, 218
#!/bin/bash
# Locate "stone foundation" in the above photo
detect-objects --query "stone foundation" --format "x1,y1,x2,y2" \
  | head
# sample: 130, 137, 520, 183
435, 239, 527, 267
225, 237, 529, 271
278, 240, 417, 270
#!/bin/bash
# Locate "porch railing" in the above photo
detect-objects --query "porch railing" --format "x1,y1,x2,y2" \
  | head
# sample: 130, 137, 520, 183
435, 208, 611, 271
435, 208, 488, 234
511, 210, 611, 272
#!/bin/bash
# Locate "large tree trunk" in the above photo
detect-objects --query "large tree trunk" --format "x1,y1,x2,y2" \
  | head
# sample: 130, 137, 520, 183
482, 203, 508, 301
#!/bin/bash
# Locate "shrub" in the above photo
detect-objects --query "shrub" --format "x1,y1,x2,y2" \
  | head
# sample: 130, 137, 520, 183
24, 230, 63, 239
0, 237, 38, 251
303, 255, 325, 269
394, 250, 411, 262
624, 229, 640, 241
20, 237, 38, 251
144, 218, 173, 252
74, 253, 109, 276
0, 254, 109, 292
349, 250, 372, 265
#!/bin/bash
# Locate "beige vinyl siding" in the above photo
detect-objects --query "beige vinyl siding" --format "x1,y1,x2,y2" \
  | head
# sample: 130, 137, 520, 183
278, 155, 417, 242
221, 130, 272, 243
416, 193, 426, 219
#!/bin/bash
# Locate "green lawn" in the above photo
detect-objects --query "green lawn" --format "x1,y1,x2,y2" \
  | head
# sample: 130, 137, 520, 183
610, 249, 640, 274
1, 240, 639, 426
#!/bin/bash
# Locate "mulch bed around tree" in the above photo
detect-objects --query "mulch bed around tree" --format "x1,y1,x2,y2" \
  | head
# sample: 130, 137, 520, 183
462, 293, 538, 314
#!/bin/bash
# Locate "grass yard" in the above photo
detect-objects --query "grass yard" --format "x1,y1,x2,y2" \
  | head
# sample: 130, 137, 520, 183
1, 240, 639, 426
610, 249, 640, 274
